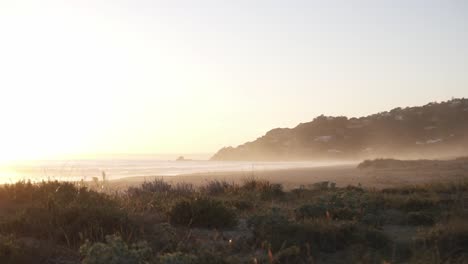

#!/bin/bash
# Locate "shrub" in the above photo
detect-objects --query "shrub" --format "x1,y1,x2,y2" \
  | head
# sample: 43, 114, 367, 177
169, 198, 237, 229
158, 252, 198, 264
248, 210, 360, 253
399, 196, 437, 212
361, 213, 383, 227
146, 223, 178, 253
128, 181, 195, 198
331, 207, 360, 221
140, 178, 172, 193
295, 204, 327, 220
290, 187, 311, 198
359, 228, 390, 249
414, 218, 468, 262
271, 245, 302, 264
407, 212, 435, 226
382, 186, 427, 195
311, 181, 330, 191
80, 235, 152, 264
0, 182, 134, 246
228, 199, 254, 212
241, 178, 265, 191
345, 185, 365, 193
241, 179, 285, 200
200, 180, 233, 195
172, 183, 195, 196
0, 235, 78, 264
195, 251, 230, 264
260, 183, 285, 200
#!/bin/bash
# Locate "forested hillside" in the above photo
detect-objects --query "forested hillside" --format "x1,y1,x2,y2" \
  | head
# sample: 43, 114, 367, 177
212, 99, 468, 161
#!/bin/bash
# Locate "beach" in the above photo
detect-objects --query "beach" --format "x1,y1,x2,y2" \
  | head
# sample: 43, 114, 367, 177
111, 162, 468, 190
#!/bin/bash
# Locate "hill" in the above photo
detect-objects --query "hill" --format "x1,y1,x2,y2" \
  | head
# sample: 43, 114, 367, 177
211, 98, 468, 161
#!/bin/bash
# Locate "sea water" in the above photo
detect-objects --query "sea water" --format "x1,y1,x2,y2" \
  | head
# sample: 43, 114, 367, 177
0, 155, 345, 183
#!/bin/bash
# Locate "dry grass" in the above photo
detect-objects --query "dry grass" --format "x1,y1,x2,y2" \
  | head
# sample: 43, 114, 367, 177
0, 174, 467, 263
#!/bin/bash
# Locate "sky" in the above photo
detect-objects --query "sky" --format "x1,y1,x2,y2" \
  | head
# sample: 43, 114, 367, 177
0, 0, 467, 161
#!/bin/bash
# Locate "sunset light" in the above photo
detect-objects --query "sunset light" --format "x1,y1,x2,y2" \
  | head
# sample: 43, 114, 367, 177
0, 1, 467, 262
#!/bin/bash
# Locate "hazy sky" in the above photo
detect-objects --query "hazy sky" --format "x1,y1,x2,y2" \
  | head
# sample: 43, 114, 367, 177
0, 0, 467, 160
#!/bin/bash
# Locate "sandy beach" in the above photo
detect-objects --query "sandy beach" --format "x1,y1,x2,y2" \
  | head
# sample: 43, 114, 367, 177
111, 162, 468, 190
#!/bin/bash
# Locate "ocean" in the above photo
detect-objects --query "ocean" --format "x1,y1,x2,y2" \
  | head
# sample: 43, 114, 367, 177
0, 155, 343, 183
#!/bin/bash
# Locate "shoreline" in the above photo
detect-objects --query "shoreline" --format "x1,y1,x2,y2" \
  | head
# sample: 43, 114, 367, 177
110, 161, 468, 190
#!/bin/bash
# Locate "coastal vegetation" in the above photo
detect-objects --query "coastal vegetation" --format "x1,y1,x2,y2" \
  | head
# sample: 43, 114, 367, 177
0, 172, 467, 263
212, 99, 468, 161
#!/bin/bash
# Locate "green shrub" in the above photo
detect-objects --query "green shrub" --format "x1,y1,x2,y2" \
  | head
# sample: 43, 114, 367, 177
260, 183, 285, 200
0, 182, 134, 246
169, 198, 237, 228
0, 235, 78, 264
241, 179, 285, 200
407, 212, 435, 226
295, 204, 327, 220
200, 180, 233, 195
172, 183, 195, 196
248, 209, 290, 244
139, 178, 172, 194
311, 181, 330, 191
382, 186, 427, 195
359, 227, 390, 249
361, 213, 383, 227
80, 235, 152, 264
331, 207, 360, 221
383, 194, 438, 212
414, 219, 468, 262
146, 223, 178, 253
158, 252, 198, 264
195, 251, 230, 264
227, 199, 254, 212
272, 245, 302, 264
249, 210, 359, 253
127, 179, 194, 198
399, 196, 437, 212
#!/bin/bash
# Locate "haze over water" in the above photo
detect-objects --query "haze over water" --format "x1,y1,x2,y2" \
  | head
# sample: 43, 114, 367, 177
0, 155, 349, 183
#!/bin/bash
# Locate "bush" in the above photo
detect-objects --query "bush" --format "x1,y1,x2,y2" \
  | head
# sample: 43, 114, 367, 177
146, 223, 178, 253
295, 204, 327, 220
0, 182, 134, 246
248, 210, 360, 253
260, 183, 285, 200
195, 251, 230, 264
169, 198, 237, 229
80, 235, 152, 264
158, 252, 198, 264
241, 179, 285, 200
228, 199, 254, 212
172, 183, 195, 196
415, 219, 468, 262
127, 179, 195, 197
407, 212, 435, 226
0, 235, 78, 264
359, 228, 390, 249
399, 196, 437, 212
311, 181, 330, 191
140, 178, 172, 193
331, 207, 360, 221
200, 180, 233, 195
361, 213, 383, 227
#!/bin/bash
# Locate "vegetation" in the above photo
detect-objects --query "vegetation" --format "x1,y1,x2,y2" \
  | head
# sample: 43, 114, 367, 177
358, 157, 468, 170
169, 198, 237, 228
211, 98, 468, 161
80, 235, 152, 264
0, 177, 467, 263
